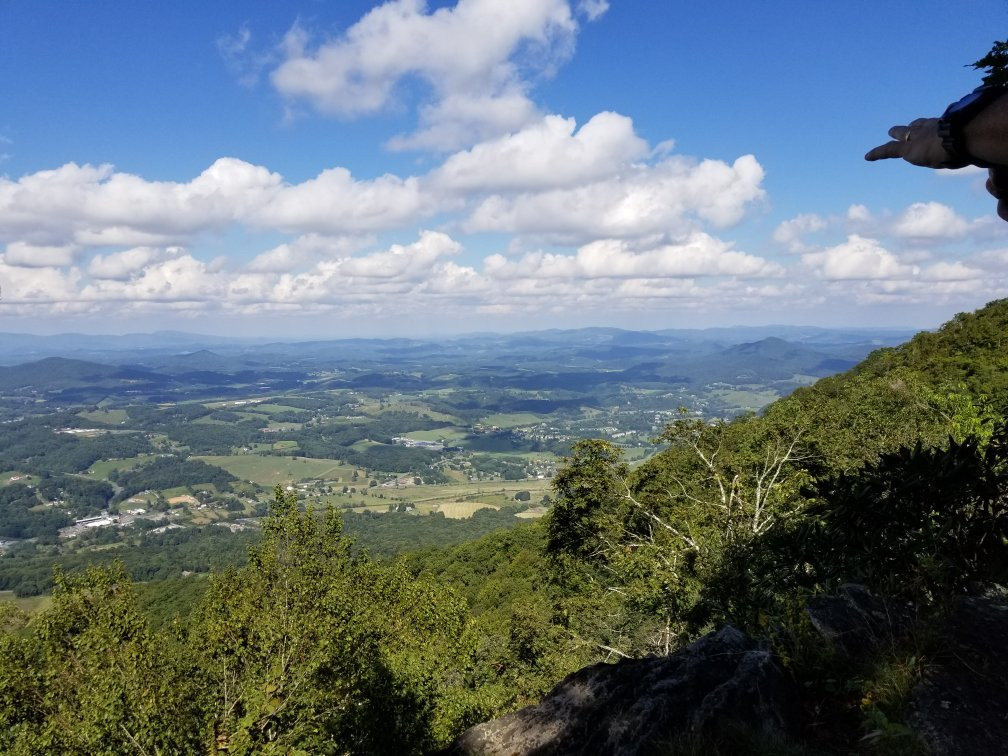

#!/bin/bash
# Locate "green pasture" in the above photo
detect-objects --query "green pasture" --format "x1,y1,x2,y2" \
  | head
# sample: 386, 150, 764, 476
418, 501, 501, 519
709, 387, 780, 412
87, 454, 159, 478
203, 398, 272, 410
0, 591, 52, 614
189, 509, 229, 525
622, 446, 655, 463
197, 455, 356, 486
481, 412, 545, 428
78, 408, 128, 425
348, 504, 388, 515
402, 427, 467, 442
392, 480, 550, 506
0, 471, 31, 485
475, 450, 558, 462
266, 423, 302, 433
161, 484, 220, 499
357, 397, 458, 423
253, 403, 309, 415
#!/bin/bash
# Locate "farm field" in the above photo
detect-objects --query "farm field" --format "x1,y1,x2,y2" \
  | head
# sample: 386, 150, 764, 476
0, 320, 910, 607
0, 591, 52, 613
78, 408, 129, 425
423, 501, 500, 518
392, 480, 550, 505
253, 403, 310, 415
198, 455, 357, 486
482, 412, 545, 428
87, 454, 160, 478
708, 387, 782, 414
401, 427, 467, 442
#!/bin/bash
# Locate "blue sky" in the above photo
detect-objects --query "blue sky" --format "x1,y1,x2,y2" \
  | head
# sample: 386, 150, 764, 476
1, 0, 1007, 337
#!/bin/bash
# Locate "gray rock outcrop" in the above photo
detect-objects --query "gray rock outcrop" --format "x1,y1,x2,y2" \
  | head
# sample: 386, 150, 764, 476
805, 582, 910, 657
447, 626, 790, 756
447, 585, 1008, 755
908, 595, 1008, 756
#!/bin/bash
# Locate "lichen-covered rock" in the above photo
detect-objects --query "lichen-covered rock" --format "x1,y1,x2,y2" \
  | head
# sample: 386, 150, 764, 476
805, 583, 910, 658
446, 626, 790, 756
908, 596, 1008, 756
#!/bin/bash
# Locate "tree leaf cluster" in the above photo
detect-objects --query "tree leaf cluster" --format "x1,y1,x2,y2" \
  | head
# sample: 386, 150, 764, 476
0, 488, 487, 754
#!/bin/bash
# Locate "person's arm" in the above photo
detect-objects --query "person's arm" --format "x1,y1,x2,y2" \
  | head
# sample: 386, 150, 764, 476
865, 91, 1008, 167
866, 91, 1008, 220
960, 92, 1008, 166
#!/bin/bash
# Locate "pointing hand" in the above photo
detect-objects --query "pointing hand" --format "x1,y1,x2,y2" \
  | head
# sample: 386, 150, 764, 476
864, 118, 954, 168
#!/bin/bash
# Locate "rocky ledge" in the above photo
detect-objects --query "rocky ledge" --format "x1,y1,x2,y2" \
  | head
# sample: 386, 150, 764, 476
447, 586, 1008, 755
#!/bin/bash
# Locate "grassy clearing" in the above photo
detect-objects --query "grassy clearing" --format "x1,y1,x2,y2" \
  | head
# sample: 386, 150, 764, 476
161, 484, 220, 499
271, 440, 299, 451
392, 480, 550, 506
350, 440, 379, 452
402, 427, 468, 442
197, 455, 356, 486
0, 591, 53, 613
236, 411, 270, 421
481, 412, 545, 428
358, 398, 458, 423
0, 470, 31, 485
121, 491, 158, 505
266, 423, 302, 432
193, 416, 232, 425
710, 387, 781, 412
189, 509, 227, 525
167, 494, 199, 505
426, 501, 500, 519
203, 398, 274, 409
622, 446, 655, 463
254, 403, 309, 415
78, 408, 128, 425
87, 454, 159, 478
349, 504, 388, 515
475, 450, 558, 462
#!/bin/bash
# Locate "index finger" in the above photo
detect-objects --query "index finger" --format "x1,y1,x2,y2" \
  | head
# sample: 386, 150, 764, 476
865, 140, 906, 161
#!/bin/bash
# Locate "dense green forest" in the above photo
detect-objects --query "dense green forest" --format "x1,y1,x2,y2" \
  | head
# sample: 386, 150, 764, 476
1, 300, 1006, 753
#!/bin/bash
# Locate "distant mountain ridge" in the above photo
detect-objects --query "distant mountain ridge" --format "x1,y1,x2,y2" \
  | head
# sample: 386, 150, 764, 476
0, 325, 915, 367
0, 326, 913, 404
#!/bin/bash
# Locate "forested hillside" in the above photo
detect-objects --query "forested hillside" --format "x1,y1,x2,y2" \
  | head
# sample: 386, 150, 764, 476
1, 301, 1005, 753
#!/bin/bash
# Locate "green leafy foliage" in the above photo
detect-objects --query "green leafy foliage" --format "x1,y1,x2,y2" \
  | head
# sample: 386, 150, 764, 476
111, 455, 238, 498
0, 488, 490, 754
190, 486, 482, 754
0, 483, 71, 540
0, 562, 206, 754
770, 424, 1008, 597
543, 414, 809, 654
972, 39, 1008, 86
2, 300, 1008, 751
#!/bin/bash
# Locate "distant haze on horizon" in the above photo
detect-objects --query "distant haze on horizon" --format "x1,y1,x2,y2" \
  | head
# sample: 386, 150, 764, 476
2, 1, 1006, 337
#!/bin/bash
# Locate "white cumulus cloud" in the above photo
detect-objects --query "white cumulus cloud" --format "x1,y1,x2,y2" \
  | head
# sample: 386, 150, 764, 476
87, 246, 182, 280
4, 242, 79, 267
270, 0, 593, 150
891, 202, 970, 239
773, 213, 825, 253
483, 233, 780, 281
803, 235, 917, 280
431, 112, 648, 192
466, 154, 765, 241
